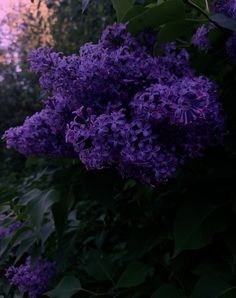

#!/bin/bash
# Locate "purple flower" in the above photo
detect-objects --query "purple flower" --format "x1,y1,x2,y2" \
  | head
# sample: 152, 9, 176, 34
131, 76, 218, 126
213, 0, 236, 18
5, 257, 56, 298
66, 109, 127, 169
192, 25, 213, 51
3, 109, 74, 157
3, 23, 225, 186
0, 221, 21, 239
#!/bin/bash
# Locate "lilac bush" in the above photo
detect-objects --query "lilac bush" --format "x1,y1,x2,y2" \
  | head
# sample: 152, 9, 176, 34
3, 24, 225, 186
5, 257, 56, 298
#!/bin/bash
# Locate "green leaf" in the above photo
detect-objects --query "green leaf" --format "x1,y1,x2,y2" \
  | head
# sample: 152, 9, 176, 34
191, 275, 231, 298
45, 276, 81, 298
158, 20, 193, 42
111, 0, 135, 22
52, 192, 72, 238
173, 201, 227, 257
151, 284, 184, 298
14, 236, 36, 263
122, 6, 148, 22
210, 14, 236, 31
127, 0, 185, 34
219, 289, 236, 297
126, 229, 169, 259
192, 259, 233, 281
84, 250, 114, 281
117, 261, 152, 288
25, 189, 58, 229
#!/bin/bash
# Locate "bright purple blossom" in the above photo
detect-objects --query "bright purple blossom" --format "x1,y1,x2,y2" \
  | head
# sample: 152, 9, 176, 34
3, 23, 225, 186
5, 257, 56, 298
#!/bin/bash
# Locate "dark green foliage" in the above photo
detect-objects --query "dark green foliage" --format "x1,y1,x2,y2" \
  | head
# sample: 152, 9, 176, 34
210, 14, 236, 31
45, 276, 82, 298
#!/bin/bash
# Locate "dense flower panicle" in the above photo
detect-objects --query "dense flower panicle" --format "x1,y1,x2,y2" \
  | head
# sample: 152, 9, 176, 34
0, 221, 21, 239
5, 257, 56, 298
213, 0, 236, 18
3, 23, 225, 185
192, 25, 213, 51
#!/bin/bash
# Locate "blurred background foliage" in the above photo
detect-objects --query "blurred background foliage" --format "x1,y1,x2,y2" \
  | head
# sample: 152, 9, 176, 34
1, 0, 236, 297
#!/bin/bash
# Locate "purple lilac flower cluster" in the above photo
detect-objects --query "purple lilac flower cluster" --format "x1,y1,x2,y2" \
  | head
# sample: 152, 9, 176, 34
3, 24, 225, 186
0, 221, 21, 239
5, 257, 56, 298
213, 0, 236, 18
192, 25, 213, 52
212, 0, 236, 60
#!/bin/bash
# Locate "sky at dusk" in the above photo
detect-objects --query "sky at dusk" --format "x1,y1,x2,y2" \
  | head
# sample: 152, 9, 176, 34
0, 0, 29, 21
0, 0, 31, 49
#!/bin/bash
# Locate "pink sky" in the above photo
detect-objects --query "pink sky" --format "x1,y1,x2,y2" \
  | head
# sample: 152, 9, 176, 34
0, 0, 29, 49
0, 0, 29, 19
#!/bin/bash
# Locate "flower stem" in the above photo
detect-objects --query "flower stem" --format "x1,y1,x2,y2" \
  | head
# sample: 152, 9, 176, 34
205, 0, 210, 13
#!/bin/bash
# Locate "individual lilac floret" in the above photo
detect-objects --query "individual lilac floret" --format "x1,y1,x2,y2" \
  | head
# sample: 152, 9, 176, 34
192, 25, 213, 52
226, 32, 236, 61
0, 221, 21, 239
5, 257, 56, 298
213, 0, 236, 18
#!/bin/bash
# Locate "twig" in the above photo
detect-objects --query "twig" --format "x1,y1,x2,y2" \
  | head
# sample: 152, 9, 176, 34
205, 0, 210, 13
184, 0, 226, 31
